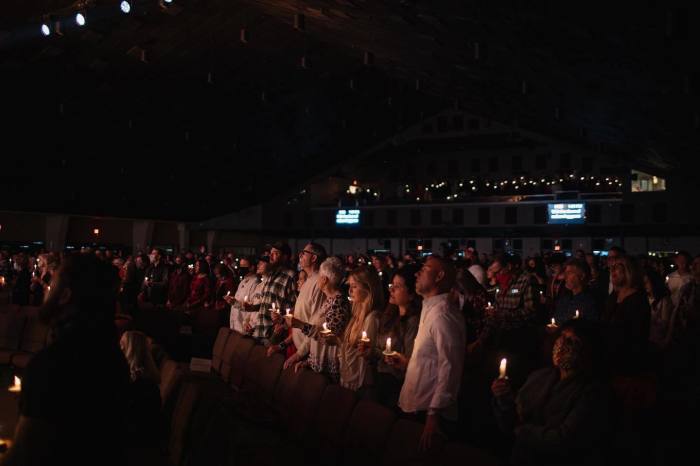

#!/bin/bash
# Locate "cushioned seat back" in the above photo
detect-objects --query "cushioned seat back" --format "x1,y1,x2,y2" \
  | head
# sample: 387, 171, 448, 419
169, 380, 201, 466
161, 359, 185, 422
440, 443, 500, 466
343, 401, 396, 464
273, 366, 302, 413
219, 331, 241, 382
382, 419, 444, 466
286, 369, 328, 438
18, 306, 49, 353
228, 336, 255, 390
312, 384, 357, 457
0, 304, 22, 350
241, 345, 267, 389
211, 327, 231, 374
258, 352, 284, 399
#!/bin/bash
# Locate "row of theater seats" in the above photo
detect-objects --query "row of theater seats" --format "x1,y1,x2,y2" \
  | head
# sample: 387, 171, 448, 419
0, 304, 50, 370
151, 327, 500, 466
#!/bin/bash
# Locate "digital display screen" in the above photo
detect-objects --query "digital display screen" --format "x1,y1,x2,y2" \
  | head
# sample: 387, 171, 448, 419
548, 203, 585, 224
336, 209, 361, 225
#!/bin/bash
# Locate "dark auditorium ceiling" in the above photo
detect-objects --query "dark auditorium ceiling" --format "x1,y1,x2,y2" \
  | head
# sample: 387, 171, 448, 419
1, 0, 698, 221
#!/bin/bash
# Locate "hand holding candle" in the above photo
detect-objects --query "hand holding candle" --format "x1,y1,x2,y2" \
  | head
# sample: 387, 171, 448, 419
360, 330, 369, 343
383, 337, 396, 355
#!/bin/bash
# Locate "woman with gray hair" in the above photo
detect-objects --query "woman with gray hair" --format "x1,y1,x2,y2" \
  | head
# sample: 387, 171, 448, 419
295, 256, 351, 382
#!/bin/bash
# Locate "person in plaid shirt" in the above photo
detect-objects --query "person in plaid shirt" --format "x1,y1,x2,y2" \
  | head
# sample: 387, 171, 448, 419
246, 242, 296, 342
483, 254, 538, 338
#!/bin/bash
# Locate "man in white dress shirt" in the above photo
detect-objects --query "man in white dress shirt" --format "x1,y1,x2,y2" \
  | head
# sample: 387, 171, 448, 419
397, 255, 466, 450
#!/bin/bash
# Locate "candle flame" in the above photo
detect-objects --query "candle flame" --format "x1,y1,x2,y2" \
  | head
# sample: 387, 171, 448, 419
386, 337, 392, 353
551, 318, 556, 326
362, 330, 368, 340
323, 322, 329, 332
499, 358, 507, 379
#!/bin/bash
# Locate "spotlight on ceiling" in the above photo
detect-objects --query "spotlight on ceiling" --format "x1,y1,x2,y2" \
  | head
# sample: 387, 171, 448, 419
120, 1, 132, 13
75, 12, 87, 27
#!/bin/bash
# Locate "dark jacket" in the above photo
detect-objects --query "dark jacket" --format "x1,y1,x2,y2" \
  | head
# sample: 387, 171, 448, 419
143, 262, 169, 306
493, 367, 611, 465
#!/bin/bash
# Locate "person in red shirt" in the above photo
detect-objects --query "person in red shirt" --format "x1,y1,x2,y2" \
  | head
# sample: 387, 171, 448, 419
212, 264, 236, 311
186, 259, 211, 310
167, 255, 191, 310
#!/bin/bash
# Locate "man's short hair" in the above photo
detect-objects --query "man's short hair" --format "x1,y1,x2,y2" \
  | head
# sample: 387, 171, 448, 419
565, 258, 591, 282
269, 241, 291, 257
427, 255, 456, 292
306, 242, 327, 264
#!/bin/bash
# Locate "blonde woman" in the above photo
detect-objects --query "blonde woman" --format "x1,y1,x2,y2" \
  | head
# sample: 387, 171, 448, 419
120, 331, 163, 447
338, 265, 384, 395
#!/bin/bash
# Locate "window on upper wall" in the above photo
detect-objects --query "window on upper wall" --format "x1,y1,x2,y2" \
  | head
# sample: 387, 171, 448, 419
452, 208, 464, 225
631, 169, 666, 192
652, 203, 668, 223
588, 204, 602, 223
386, 209, 398, 226
505, 206, 518, 225
437, 116, 448, 133
431, 208, 443, 225
410, 209, 422, 226
534, 205, 547, 224
478, 207, 490, 225
621, 204, 635, 223
453, 115, 464, 131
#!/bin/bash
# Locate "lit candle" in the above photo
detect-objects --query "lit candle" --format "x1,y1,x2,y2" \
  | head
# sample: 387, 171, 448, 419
499, 358, 507, 379
360, 330, 369, 342
244, 295, 249, 303
547, 318, 558, 328
286, 308, 291, 317
226, 291, 231, 297
271, 302, 276, 311
321, 322, 331, 335
385, 337, 392, 353
8, 376, 21, 393
574, 309, 580, 319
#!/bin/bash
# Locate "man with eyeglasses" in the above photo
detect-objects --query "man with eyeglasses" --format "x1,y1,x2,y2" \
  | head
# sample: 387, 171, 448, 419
279, 242, 328, 368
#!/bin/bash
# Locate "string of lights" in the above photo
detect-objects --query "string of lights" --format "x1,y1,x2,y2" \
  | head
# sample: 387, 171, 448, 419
338, 172, 624, 204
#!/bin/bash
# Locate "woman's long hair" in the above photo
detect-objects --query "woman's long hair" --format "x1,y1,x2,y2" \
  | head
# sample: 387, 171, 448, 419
344, 265, 384, 346
120, 331, 161, 384
381, 265, 421, 333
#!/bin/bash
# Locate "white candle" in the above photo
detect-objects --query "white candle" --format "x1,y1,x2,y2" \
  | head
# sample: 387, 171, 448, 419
226, 291, 231, 297
548, 318, 558, 328
286, 308, 291, 316
487, 301, 492, 308
499, 358, 507, 379
575, 309, 580, 319
361, 330, 369, 342
271, 302, 276, 311
8, 376, 21, 393
385, 337, 392, 353
244, 295, 248, 303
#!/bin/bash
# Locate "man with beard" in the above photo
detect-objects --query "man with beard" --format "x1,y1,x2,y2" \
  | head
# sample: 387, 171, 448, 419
2, 253, 130, 465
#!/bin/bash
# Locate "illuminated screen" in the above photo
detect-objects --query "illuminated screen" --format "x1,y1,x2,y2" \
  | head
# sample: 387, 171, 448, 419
547, 203, 585, 224
336, 209, 360, 225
